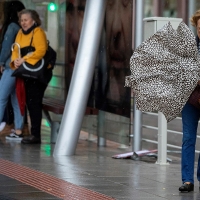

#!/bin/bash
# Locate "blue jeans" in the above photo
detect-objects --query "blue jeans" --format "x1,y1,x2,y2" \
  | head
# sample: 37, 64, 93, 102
181, 102, 200, 184
0, 67, 23, 130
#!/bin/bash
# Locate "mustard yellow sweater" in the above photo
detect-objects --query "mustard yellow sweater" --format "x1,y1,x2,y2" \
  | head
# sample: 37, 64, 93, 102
10, 27, 47, 69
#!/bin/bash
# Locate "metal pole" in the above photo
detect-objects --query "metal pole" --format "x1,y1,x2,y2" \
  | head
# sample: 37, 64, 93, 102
97, 28, 107, 147
177, 0, 187, 23
153, 0, 162, 16
156, 112, 169, 165
188, 0, 195, 34
53, 0, 106, 156
97, 110, 106, 147
132, 0, 144, 153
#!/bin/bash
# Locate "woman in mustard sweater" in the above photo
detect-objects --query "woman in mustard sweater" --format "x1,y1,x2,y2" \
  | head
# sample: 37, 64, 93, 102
10, 9, 49, 144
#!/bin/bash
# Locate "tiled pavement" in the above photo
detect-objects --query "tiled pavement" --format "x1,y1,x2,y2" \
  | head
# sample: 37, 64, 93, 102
0, 125, 200, 200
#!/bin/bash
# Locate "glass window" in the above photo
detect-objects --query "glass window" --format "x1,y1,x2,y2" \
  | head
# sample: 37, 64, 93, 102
163, 0, 177, 17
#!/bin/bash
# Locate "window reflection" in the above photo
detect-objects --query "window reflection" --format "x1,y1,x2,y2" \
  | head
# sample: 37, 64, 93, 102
97, 0, 132, 117
65, 0, 86, 85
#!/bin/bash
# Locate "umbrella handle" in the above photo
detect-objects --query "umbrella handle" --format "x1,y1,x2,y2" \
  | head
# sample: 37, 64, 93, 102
11, 43, 21, 58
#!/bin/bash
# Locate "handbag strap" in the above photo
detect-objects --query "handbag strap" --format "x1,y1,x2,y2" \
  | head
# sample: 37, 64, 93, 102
29, 30, 34, 46
20, 30, 35, 57
29, 29, 50, 47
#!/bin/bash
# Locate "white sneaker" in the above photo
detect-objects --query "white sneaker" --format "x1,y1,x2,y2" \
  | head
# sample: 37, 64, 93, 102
0, 122, 6, 132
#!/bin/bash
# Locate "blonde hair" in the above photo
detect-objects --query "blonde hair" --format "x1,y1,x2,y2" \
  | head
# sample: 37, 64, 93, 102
190, 9, 200, 27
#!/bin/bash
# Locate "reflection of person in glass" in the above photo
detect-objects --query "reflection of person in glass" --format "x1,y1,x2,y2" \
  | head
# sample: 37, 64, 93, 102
65, 0, 86, 82
104, 0, 132, 117
65, 0, 96, 107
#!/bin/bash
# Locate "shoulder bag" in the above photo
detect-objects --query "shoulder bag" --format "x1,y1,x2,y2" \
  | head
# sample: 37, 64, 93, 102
12, 31, 57, 84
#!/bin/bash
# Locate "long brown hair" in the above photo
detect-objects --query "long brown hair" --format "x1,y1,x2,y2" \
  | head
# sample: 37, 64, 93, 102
0, 1, 25, 51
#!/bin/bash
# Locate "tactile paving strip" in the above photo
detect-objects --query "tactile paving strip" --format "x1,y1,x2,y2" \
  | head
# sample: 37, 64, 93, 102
0, 159, 115, 200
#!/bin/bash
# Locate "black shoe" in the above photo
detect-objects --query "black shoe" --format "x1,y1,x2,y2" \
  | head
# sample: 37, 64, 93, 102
21, 135, 41, 144
179, 183, 194, 192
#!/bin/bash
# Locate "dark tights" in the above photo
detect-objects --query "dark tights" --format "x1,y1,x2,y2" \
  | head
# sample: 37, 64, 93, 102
24, 79, 47, 139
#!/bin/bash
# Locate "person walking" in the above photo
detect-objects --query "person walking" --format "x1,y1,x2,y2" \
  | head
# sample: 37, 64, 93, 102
179, 9, 200, 192
0, 1, 25, 140
10, 9, 51, 144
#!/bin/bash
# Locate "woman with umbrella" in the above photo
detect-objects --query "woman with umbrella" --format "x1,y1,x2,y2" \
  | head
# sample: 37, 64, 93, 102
179, 10, 200, 192
0, 1, 25, 140
125, 9, 200, 193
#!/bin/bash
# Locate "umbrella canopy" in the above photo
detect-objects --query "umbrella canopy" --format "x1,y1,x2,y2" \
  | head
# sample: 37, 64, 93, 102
125, 21, 200, 122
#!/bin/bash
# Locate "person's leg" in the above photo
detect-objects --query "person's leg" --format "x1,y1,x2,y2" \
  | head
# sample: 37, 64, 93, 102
197, 154, 200, 186
0, 68, 16, 131
5, 97, 14, 125
10, 85, 24, 134
181, 102, 200, 184
22, 79, 46, 143
2, 109, 7, 123
0, 74, 7, 123
5, 90, 24, 141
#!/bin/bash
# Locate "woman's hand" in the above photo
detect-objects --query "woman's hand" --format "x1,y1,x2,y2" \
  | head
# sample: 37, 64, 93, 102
14, 58, 24, 68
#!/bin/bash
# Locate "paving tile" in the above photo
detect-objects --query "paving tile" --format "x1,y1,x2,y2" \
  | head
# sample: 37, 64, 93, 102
0, 194, 17, 200
0, 175, 62, 200
7, 192, 62, 200
0, 125, 198, 200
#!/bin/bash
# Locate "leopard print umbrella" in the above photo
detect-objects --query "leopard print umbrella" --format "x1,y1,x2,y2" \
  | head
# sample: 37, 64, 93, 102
125, 21, 200, 122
